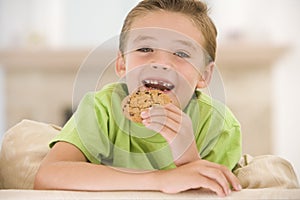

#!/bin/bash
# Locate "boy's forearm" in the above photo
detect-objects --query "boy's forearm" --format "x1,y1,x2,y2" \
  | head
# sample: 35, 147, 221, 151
34, 161, 160, 191
172, 140, 200, 166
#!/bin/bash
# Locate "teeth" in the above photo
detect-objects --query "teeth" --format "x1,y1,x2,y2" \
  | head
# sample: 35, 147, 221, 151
163, 82, 172, 88
144, 80, 170, 86
142, 79, 174, 91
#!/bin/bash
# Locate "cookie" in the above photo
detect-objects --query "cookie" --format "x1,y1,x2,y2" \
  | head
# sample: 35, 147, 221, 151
122, 89, 172, 123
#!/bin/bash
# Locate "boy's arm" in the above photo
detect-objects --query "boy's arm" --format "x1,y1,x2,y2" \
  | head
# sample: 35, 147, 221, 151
34, 141, 156, 191
34, 141, 241, 196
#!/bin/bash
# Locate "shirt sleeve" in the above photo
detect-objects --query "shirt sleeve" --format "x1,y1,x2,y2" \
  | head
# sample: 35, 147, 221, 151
49, 92, 110, 164
49, 115, 100, 164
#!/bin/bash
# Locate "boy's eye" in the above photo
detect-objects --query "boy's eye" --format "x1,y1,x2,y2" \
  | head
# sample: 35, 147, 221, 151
174, 51, 190, 58
136, 47, 153, 53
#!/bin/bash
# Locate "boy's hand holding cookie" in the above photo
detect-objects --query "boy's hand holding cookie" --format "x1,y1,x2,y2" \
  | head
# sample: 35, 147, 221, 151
140, 103, 200, 166
122, 88, 199, 165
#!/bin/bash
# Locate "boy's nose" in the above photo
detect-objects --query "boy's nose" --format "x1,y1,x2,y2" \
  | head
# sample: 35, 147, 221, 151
150, 50, 173, 70
151, 64, 170, 71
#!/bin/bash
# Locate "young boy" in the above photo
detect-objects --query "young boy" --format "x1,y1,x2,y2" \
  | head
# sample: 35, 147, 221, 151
34, 0, 242, 197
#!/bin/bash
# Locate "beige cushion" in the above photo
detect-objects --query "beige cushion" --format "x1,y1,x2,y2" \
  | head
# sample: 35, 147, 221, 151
0, 119, 60, 189
234, 154, 299, 189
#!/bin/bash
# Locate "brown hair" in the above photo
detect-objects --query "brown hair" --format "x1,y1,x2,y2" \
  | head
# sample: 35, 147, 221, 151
119, 0, 217, 62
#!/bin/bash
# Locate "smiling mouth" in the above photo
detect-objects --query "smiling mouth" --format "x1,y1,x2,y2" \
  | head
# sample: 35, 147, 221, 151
142, 79, 175, 91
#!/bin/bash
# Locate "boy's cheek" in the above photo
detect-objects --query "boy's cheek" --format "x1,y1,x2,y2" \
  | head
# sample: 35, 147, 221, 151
124, 54, 148, 69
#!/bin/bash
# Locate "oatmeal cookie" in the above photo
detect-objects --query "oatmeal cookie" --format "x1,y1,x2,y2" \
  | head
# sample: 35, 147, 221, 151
122, 89, 172, 123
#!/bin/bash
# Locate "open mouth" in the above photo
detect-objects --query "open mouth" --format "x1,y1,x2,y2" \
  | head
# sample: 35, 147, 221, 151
142, 79, 175, 91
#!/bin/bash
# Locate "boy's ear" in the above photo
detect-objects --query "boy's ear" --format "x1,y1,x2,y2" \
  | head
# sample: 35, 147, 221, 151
197, 62, 214, 89
115, 51, 126, 77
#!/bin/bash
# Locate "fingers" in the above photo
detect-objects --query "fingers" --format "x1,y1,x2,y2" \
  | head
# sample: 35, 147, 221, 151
141, 104, 198, 163
200, 160, 242, 192
161, 160, 240, 197
195, 175, 227, 197
224, 169, 242, 191
189, 160, 241, 196
140, 105, 182, 140
198, 166, 232, 195
219, 165, 241, 191
141, 104, 182, 124
143, 110, 179, 133
201, 160, 242, 194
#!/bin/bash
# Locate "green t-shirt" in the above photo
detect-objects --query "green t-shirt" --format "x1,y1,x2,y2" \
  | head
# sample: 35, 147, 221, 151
50, 83, 241, 170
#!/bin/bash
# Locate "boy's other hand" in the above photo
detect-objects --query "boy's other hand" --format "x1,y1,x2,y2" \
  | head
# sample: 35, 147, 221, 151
154, 159, 242, 197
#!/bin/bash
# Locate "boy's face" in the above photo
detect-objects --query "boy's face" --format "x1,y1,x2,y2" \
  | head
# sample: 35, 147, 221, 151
116, 11, 213, 109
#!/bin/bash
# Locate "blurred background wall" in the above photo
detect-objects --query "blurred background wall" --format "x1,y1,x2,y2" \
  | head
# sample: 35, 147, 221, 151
0, 0, 299, 180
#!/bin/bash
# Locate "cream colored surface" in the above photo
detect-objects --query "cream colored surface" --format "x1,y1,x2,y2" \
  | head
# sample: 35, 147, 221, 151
0, 119, 299, 200
0, 189, 300, 200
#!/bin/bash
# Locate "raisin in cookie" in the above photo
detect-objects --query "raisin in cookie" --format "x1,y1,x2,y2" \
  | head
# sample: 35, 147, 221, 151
122, 89, 172, 123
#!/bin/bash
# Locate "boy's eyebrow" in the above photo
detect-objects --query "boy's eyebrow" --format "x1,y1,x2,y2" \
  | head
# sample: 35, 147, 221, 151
173, 39, 198, 52
132, 35, 157, 44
